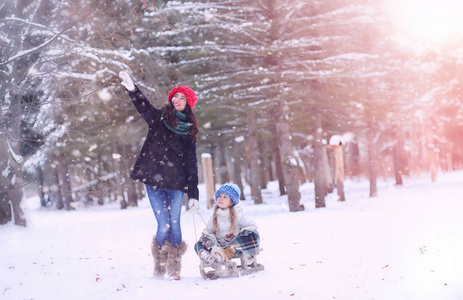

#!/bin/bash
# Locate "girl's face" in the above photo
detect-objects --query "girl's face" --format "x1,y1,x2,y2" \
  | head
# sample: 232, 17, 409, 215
216, 193, 233, 209
171, 92, 187, 111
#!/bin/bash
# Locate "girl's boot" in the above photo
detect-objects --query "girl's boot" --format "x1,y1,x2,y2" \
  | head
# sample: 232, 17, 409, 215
166, 240, 187, 280
151, 236, 168, 278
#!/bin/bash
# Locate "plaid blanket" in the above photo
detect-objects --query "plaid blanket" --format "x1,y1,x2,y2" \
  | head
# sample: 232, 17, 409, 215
200, 229, 260, 257
228, 229, 260, 256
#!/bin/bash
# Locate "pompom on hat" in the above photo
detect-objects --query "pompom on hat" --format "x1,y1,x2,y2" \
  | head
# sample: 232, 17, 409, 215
215, 183, 241, 206
168, 86, 198, 109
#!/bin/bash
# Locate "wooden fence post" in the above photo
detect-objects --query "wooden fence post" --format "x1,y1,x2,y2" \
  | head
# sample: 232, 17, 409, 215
330, 135, 345, 201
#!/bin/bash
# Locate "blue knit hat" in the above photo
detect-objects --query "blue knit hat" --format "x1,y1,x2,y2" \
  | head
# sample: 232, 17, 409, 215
215, 183, 241, 205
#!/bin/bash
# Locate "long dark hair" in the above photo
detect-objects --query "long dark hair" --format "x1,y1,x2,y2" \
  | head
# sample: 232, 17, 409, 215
162, 101, 198, 140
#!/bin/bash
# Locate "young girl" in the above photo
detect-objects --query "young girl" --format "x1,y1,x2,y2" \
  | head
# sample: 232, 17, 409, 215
119, 71, 200, 280
194, 183, 260, 266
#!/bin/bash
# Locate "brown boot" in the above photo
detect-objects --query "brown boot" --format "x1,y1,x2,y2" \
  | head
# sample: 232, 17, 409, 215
166, 240, 187, 280
213, 246, 235, 264
151, 236, 168, 278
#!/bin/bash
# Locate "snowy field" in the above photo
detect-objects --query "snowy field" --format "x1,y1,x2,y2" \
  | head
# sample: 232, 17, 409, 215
1, 171, 463, 300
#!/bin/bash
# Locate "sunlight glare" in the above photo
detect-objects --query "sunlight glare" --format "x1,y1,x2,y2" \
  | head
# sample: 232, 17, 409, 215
388, 0, 463, 43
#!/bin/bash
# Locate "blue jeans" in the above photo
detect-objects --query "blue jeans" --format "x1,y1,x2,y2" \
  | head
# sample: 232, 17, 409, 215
145, 185, 184, 247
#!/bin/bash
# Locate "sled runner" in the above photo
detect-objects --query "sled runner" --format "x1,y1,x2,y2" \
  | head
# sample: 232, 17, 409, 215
199, 249, 264, 280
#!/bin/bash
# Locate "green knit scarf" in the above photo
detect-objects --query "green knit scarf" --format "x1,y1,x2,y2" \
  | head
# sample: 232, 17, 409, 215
162, 110, 192, 135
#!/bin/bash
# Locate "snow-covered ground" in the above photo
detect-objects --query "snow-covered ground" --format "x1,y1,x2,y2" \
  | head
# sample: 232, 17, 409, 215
1, 171, 463, 300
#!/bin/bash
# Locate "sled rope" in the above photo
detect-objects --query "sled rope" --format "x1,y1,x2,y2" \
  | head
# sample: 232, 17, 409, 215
196, 211, 207, 225
192, 211, 207, 245
192, 211, 198, 241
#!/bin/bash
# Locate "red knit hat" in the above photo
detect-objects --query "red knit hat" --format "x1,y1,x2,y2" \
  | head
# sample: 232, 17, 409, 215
168, 86, 198, 109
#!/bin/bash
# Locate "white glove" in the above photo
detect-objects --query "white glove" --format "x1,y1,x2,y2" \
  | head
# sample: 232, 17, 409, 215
119, 71, 135, 92
188, 199, 199, 212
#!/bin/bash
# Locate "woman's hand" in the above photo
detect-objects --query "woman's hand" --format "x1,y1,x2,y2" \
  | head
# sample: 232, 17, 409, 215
119, 71, 135, 92
188, 198, 199, 212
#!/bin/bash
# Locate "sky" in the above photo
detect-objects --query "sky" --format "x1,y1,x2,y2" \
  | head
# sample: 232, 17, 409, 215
1, 170, 463, 300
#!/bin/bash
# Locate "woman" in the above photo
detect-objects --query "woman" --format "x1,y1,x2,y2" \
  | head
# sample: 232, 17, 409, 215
119, 71, 200, 280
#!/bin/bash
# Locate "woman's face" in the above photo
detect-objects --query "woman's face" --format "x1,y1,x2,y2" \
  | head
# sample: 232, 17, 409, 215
171, 92, 187, 111
216, 193, 233, 209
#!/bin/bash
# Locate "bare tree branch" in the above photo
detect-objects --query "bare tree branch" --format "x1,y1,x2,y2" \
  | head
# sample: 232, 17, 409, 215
0, 26, 72, 67
0, 4, 102, 67
0, 17, 47, 29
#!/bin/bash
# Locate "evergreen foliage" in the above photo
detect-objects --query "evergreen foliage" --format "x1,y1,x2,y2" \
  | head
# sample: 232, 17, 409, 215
1, 0, 463, 221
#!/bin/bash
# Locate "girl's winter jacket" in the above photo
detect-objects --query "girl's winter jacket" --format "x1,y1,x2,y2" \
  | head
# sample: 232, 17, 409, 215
202, 202, 257, 247
127, 87, 199, 200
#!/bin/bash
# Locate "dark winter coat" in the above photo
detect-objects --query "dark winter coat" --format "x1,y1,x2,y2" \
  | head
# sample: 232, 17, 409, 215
127, 87, 199, 200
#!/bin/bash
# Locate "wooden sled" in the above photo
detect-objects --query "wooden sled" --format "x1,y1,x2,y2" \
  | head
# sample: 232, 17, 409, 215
199, 250, 264, 280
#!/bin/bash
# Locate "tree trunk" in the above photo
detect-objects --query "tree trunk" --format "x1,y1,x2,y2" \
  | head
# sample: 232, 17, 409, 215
276, 114, 303, 212
126, 179, 139, 206
0, 125, 13, 224
392, 142, 403, 185
0, 0, 30, 227
347, 138, 361, 177
258, 138, 268, 189
0, 73, 26, 225
96, 152, 104, 205
313, 112, 326, 208
232, 138, 246, 200
266, 150, 275, 182
57, 153, 74, 210
123, 145, 138, 206
218, 141, 230, 184
397, 127, 409, 176
247, 110, 263, 204
425, 125, 438, 182
367, 120, 378, 197
53, 166, 64, 210
212, 144, 222, 185
36, 166, 47, 207
82, 167, 92, 204
299, 149, 314, 182
392, 126, 407, 185
271, 127, 286, 195
112, 143, 127, 209
5, 98, 26, 226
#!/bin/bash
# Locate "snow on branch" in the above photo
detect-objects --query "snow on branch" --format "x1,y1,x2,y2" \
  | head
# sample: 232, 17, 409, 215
0, 17, 47, 29
0, 23, 77, 68
0, 4, 102, 68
